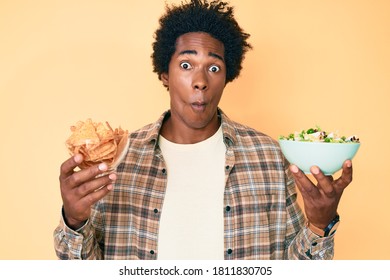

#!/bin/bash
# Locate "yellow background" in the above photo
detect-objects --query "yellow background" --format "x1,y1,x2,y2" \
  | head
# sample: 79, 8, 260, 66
1, 0, 389, 260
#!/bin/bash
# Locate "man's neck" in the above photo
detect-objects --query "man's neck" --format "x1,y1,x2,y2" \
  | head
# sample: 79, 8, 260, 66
160, 113, 221, 144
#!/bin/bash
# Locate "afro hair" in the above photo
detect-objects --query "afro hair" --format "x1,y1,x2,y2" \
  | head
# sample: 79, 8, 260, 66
151, 0, 252, 85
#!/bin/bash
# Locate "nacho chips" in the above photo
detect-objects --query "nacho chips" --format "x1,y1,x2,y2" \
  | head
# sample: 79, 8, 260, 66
66, 119, 129, 169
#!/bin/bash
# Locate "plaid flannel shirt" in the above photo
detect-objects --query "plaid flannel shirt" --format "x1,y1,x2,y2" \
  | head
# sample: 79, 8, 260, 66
54, 109, 335, 260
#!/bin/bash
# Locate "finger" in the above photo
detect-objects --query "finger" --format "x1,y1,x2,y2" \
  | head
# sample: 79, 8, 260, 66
326, 175, 334, 182
79, 183, 114, 207
334, 160, 353, 191
290, 164, 321, 198
76, 172, 117, 197
65, 162, 109, 190
310, 166, 336, 197
59, 154, 83, 181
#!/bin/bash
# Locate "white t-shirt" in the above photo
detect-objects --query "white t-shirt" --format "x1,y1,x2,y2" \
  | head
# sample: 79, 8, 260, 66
157, 126, 226, 259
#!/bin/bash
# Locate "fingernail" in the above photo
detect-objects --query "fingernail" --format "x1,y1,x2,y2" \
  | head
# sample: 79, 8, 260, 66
109, 173, 117, 181
106, 184, 113, 191
74, 154, 83, 163
290, 165, 299, 173
347, 160, 352, 168
98, 163, 107, 171
311, 166, 320, 175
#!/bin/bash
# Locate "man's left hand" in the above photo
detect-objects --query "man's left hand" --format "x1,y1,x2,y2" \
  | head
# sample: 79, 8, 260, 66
290, 160, 353, 228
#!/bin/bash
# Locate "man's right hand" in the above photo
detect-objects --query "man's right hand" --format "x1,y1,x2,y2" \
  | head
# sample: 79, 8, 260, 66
59, 154, 116, 230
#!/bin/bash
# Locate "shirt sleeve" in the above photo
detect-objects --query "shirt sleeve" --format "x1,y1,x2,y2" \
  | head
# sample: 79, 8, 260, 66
283, 166, 335, 260
288, 227, 335, 259
53, 207, 103, 260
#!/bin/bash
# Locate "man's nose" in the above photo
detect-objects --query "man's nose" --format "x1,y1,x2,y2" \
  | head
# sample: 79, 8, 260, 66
192, 69, 208, 91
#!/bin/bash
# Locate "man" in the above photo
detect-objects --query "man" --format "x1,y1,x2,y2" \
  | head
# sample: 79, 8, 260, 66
54, 0, 353, 260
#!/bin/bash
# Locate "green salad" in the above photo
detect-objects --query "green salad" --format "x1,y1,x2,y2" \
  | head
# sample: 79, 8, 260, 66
279, 126, 360, 143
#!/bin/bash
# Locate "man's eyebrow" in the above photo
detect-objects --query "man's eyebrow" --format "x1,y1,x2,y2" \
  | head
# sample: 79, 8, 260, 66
179, 50, 197, 56
209, 52, 224, 62
178, 50, 225, 62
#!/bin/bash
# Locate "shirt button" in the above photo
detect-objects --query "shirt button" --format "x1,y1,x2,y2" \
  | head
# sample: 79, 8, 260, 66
227, 249, 233, 254
225, 165, 230, 170
154, 209, 158, 214
162, 168, 166, 174
225, 206, 231, 212
150, 250, 155, 255
312, 242, 318, 246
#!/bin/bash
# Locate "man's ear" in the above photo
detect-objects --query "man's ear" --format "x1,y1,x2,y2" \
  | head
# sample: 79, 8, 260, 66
161, 72, 169, 88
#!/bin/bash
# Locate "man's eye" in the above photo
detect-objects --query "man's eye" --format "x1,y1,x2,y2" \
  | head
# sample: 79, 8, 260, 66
209, 65, 220, 72
180, 62, 192, 69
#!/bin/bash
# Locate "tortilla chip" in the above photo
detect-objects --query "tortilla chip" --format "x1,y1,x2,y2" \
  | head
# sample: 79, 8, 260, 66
66, 119, 100, 147
65, 119, 129, 170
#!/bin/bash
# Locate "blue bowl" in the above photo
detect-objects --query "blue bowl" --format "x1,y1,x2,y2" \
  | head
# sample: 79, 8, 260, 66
278, 139, 360, 175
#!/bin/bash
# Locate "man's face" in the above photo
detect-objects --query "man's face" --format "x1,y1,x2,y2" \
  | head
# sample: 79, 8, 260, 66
161, 32, 226, 137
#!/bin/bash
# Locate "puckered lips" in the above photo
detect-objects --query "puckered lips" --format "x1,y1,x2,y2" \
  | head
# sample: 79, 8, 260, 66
191, 100, 207, 112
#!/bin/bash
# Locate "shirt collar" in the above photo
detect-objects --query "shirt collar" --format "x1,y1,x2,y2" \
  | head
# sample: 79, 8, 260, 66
218, 109, 238, 147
